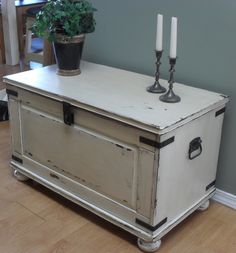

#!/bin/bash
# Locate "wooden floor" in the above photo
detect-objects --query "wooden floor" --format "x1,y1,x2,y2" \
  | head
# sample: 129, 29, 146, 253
1, 65, 236, 252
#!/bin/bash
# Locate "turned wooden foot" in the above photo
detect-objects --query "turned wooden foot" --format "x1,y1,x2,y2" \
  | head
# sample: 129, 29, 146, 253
137, 238, 161, 252
13, 169, 29, 182
198, 200, 210, 211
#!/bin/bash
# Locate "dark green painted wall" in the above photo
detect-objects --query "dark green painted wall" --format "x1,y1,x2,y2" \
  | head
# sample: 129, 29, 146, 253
83, 0, 236, 194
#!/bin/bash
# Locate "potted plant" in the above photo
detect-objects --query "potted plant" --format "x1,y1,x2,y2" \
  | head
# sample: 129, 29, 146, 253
31, 0, 96, 76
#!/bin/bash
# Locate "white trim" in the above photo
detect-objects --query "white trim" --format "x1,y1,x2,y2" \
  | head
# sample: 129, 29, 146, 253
1, 0, 19, 65
212, 188, 236, 210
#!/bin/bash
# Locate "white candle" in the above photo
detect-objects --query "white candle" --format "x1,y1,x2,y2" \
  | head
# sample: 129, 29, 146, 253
156, 14, 163, 51
170, 17, 177, 58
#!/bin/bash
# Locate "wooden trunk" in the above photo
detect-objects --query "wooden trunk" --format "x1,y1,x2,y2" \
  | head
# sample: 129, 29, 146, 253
4, 62, 228, 251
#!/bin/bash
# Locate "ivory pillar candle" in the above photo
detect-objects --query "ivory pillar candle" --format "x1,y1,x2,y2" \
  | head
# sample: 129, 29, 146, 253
156, 14, 163, 51
170, 17, 177, 58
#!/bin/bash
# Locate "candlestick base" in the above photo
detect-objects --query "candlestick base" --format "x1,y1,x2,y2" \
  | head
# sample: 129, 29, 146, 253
147, 81, 166, 93
159, 57, 181, 103
147, 50, 166, 94
159, 88, 181, 103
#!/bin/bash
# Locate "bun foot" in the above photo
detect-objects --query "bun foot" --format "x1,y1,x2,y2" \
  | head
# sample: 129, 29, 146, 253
137, 238, 161, 252
13, 169, 29, 182
198, 200, 210, 211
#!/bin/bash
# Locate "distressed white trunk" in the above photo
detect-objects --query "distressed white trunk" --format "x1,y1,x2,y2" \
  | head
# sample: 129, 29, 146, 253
4, 62, 229, 250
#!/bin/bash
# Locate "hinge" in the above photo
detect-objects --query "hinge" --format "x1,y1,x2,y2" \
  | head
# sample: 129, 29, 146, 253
6, 89, 18, 97
63, 102, 74, 125
215, 107, 226, 117
136, 217, 167, 231
12, 155, 23, 164
140, 136, 175, 149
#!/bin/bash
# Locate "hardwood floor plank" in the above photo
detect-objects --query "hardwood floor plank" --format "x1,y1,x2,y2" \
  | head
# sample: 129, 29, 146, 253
2, 216, 88, 253
0, 199, 45, 252
49, 222, 138, 253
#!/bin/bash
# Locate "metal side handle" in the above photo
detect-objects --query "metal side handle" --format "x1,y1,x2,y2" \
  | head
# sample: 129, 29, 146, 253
189, 137, 202, 160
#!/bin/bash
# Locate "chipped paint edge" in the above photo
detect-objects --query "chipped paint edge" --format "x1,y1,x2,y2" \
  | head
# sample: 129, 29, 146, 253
4, 81, 229, 136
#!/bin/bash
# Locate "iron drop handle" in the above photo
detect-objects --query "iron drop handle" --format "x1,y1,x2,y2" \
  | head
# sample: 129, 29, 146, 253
189, 137, 202, 160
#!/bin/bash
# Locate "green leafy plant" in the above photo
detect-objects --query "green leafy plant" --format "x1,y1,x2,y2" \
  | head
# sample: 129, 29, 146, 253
31, 0, 96, 41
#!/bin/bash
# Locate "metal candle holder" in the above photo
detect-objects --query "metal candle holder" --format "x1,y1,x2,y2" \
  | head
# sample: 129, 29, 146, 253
159, 57, 181, 103
146, 50, 166, 93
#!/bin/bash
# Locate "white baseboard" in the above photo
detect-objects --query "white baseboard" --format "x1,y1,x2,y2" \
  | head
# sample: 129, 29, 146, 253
212, 188, 236, 210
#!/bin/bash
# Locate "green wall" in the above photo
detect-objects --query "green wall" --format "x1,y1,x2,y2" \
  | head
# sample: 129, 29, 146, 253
83, 0, 236, 195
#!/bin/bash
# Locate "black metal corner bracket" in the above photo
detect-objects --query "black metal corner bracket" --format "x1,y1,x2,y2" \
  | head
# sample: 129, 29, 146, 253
136, 217, 167, 232
215, 107, 226, 117
140, 136, 175, 149
63, 102, 74, 125
12, 155, 23, 164
6, 89, 18, 97
206, 179, 216, 191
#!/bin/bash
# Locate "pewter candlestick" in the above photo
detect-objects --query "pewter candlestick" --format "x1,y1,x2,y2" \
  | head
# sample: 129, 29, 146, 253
159, 57, 181, 103
146, 50, 166, 93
